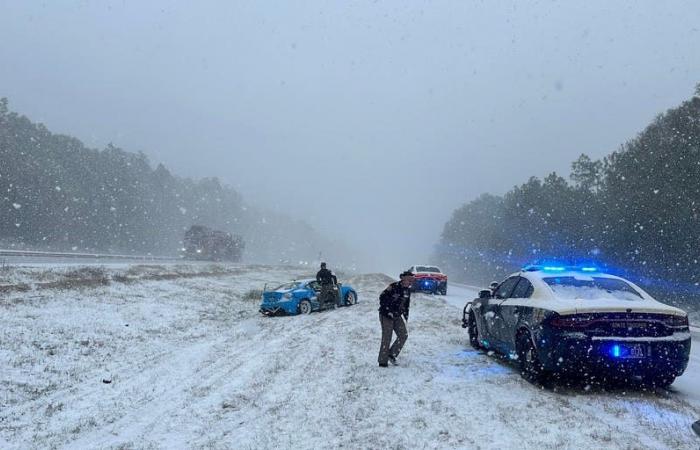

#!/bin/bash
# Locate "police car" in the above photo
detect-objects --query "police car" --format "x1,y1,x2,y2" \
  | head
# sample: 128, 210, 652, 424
462, 265, 691, 387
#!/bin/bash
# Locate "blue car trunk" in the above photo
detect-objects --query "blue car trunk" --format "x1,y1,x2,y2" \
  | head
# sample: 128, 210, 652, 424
263, 291, 285, 303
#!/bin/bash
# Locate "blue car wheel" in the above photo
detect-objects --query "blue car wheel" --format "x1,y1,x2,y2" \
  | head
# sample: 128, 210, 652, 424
299, 299, 312, 315
345, 291, 357, 306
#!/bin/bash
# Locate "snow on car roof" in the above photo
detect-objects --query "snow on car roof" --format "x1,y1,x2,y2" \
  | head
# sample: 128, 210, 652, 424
412, 265, 442, 272
510, 268, 686, 315
524, 269, 620, 281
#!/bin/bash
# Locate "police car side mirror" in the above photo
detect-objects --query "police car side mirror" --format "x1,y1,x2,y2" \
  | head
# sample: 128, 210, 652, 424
479, 289, 492, 299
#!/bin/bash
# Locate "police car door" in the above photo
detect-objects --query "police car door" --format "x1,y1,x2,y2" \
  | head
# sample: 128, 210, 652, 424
485, 276, 520, 345
499, 277, 534, 351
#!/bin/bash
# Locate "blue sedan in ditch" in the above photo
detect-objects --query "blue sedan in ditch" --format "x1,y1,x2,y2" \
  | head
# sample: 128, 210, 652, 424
259, 279, 358, 315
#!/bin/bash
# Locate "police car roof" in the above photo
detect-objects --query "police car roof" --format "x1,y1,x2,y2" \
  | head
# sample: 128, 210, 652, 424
521, 269, 619, 280
512, 268, 688, 316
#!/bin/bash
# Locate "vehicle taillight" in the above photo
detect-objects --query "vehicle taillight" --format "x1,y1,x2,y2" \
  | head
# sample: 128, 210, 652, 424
664, 315, 689, 328
549, 314, 597, 329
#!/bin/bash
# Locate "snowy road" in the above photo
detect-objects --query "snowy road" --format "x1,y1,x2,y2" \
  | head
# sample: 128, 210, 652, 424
2, 265, 700, 449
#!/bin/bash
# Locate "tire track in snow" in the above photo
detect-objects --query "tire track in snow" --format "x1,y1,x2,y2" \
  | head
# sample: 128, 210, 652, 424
64, 313, 297, 448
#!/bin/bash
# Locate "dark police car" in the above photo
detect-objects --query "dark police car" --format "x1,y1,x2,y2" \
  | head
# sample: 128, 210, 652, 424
462, 265, 691, 387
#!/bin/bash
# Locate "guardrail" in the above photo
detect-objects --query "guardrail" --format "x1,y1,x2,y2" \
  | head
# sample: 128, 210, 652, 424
0, 249, 178, 261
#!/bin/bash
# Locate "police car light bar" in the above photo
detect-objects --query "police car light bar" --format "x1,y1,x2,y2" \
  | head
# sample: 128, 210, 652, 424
522, 264, 599, 273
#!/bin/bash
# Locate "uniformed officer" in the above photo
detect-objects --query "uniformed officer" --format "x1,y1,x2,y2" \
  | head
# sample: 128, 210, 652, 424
377, 271, 414, 367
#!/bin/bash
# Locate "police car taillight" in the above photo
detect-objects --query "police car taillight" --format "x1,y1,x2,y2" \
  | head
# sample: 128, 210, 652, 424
549, 314, 597, 329
663, 315, 689, 329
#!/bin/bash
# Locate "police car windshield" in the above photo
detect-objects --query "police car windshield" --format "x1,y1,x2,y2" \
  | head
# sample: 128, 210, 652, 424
543, 276, 643, 301
416, 266, 441, 273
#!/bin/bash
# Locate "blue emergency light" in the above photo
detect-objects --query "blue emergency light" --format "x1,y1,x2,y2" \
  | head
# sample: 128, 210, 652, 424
523, 264, 600, 273
611, 344, 621, 358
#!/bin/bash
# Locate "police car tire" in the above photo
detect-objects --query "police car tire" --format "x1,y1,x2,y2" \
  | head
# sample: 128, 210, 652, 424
517, 332, 547, 384
468, 312, 481, 350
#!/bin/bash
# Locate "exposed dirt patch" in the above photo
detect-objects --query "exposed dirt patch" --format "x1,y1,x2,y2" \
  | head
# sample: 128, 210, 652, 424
0, 283, 30, 294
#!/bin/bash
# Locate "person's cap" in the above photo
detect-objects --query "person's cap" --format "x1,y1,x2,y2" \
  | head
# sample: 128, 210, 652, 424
320, 262, 327, 267
399, 271, 414, 278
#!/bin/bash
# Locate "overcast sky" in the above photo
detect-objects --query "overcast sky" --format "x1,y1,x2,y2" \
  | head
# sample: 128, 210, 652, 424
2, 1, 700, 272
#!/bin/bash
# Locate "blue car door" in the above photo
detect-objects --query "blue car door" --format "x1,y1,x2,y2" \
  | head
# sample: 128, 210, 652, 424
306, 280, 322, 306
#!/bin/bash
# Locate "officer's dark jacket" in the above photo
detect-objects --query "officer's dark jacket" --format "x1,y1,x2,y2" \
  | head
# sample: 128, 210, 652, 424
316, 268, 337, 285
378, 281, 411, 319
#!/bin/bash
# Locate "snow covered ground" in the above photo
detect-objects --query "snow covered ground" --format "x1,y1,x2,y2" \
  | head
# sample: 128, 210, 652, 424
1, 265, 699, 449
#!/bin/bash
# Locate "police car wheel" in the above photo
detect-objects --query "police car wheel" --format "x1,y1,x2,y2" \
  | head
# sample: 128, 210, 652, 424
468, 312, 481, 350
517, 332, 547, 384
345, 292, 357, 306
299, 300, 312, 315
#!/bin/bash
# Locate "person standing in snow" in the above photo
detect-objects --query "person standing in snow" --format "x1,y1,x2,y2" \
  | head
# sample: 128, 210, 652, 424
489, 281, 499, 297
377, 271, 414, 367
316, 262, 338, 308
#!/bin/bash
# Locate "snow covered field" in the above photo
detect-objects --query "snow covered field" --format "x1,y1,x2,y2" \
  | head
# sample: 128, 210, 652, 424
2, 264, 700, 449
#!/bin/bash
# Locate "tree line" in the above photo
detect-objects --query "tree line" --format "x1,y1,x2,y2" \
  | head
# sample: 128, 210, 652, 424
0, 98, 342, 263
435, 85, 700, 306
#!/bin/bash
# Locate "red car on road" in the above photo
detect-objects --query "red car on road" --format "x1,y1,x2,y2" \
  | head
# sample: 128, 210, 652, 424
407, 265, 448, 295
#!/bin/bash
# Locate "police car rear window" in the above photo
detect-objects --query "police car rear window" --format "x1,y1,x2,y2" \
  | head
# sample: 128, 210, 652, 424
542, 277, 643, 301
416, 266, 441, 273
